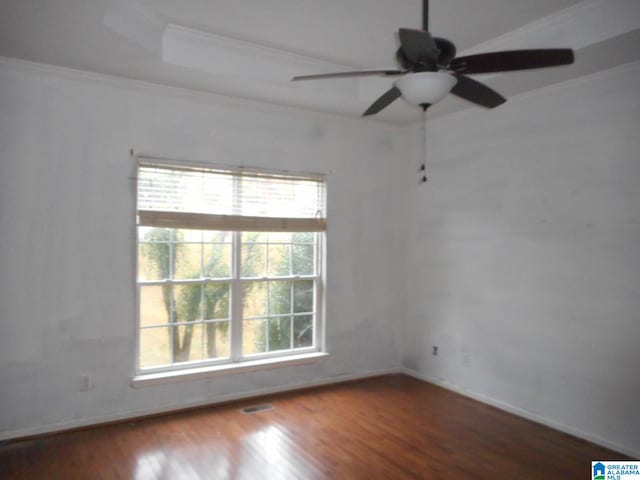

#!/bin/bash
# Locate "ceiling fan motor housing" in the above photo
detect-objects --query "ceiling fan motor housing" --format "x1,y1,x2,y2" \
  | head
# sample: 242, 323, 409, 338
396, 46, 439, 72
291, 0, 575, 117
434, 37, 456, 66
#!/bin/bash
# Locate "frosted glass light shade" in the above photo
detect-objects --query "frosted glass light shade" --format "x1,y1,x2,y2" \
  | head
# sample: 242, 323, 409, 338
394, 72, 457, 106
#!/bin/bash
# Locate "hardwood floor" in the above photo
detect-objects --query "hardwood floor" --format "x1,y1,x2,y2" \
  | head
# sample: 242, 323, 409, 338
0, 375, 629, 479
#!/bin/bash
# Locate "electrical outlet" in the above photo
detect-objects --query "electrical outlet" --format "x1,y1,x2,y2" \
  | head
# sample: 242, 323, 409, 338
432, 345, 438, 356
80, 374, 92, 392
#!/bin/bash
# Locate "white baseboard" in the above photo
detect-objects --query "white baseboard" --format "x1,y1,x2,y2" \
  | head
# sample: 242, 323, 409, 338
400, 367, 639, 459
0, 367, 402, 442
4, 367, 638, 459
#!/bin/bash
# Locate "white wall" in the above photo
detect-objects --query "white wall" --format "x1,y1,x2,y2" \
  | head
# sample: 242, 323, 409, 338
2, 55, 639, 458
0, 58, 410, 438
404, 62, 640, 456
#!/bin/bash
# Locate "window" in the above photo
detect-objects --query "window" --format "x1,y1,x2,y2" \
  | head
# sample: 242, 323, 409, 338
136, 159, 326, 374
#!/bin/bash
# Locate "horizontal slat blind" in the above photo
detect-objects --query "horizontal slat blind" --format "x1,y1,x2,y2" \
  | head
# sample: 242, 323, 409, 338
137, 162, 326, 232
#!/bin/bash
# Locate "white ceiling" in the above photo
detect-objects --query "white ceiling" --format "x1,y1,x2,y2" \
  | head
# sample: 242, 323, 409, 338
137, 0, 584, 67
1, 0, 638, 124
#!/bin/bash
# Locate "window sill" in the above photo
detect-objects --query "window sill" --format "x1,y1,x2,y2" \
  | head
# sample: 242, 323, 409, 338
131, 352, 329, 388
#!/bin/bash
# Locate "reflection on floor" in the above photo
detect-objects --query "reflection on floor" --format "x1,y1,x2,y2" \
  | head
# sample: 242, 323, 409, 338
0, 375, 629, 479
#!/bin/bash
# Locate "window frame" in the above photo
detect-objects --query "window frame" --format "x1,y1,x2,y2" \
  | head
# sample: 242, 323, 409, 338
133, 156, 326, 377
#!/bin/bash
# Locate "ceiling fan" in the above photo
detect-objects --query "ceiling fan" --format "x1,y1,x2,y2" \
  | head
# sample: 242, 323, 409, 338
291, 0, 575, 116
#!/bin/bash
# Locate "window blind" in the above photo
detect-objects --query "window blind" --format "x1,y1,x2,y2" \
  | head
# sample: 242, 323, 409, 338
137, 162, 326, 232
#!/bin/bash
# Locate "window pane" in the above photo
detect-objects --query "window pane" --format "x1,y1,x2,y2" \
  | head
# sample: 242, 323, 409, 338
241, 243, 266, 277
173, 284, 202, 323
268, 316, 291, 352
243, 318, 266, 354
294, 315, 313, 348
294, 280, 314, 313
268, 232, 292, 243
202, 231, 232, 243
243, 281, 267, 318
292, 232, 314, 243
138, 244, 166, 281
268, 244, 291, 276
204, 321, 230, 359
203, 283, 230, 320
174, 243, 202, 279
139, 285, 170, 326
175, 229, 202, 242
203, 243, 231, 278
268, 281, 291, 315
172, 324, 203, 364
138, 228, 173, 280
139, 327, 171, 368
138, 226, 155, 238
140, 226, 173, 243
242, 232, 267, 243
292, 243, 314, 276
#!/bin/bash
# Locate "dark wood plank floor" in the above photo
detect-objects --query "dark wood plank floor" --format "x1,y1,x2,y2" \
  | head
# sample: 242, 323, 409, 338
0, 375, 629, 479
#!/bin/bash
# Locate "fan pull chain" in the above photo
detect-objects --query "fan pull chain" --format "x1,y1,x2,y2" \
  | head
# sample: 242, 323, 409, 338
419, 115, 428, 184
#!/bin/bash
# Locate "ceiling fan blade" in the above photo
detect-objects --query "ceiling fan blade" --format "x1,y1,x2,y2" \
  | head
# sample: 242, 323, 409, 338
363, 86, 402, 116
292, 69, 405, 81
450, 74, 506, 108
398, 28, 439, 64
450, 49, 574, 74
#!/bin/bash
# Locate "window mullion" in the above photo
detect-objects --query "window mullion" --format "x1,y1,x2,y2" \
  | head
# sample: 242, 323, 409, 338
265, 282, 270, 353
169, 229, 175, 364
290, 280, 295, 349
230, 173, 243, 362
200, 230, 205, 359
139, 278, 233, 286
289, 238, 294, 349
265, 237, 271, 350
314, 232, 322, 350
230, 235, 243, 363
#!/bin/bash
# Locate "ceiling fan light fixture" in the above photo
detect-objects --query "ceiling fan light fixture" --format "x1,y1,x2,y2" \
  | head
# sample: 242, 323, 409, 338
394, 72, 457, 106
292, 0, 575, 117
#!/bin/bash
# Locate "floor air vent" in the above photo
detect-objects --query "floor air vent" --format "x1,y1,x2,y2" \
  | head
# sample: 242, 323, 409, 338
240, 403, 274, 414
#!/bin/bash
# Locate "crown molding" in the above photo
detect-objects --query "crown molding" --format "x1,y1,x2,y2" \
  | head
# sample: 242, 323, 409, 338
0, 56, 412, 131
161, 23, 417, 119
103, 0, 166, 56
162, 23, 405, 105
163, 24, 359, 74
459, 0, 640, 56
